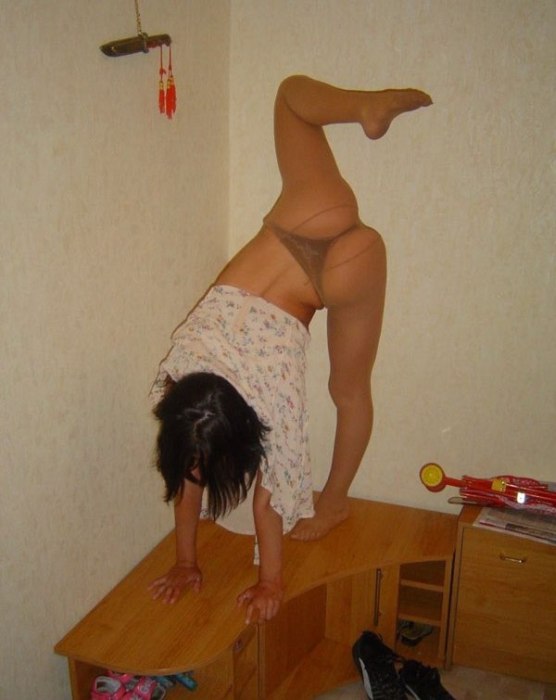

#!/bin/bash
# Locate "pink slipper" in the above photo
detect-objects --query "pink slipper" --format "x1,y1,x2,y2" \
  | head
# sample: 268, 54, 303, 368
123, 677, 165, 700
91, 676, 126, 700
108, 671, 137, 690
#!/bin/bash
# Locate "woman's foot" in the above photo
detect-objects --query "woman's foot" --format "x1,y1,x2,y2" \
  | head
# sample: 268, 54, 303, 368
361, 88, 432, 140
290, 493, 350, 541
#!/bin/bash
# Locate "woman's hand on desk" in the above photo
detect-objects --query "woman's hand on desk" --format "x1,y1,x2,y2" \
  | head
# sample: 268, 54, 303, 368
237, 579, 284, 624
148, 562, 203, 604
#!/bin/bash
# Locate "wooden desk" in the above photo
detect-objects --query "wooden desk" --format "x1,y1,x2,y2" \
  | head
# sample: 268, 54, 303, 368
55, 498, 457, 699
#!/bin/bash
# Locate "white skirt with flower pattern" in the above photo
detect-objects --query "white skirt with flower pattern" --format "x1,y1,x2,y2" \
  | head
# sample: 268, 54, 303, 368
149, 284, 315, 538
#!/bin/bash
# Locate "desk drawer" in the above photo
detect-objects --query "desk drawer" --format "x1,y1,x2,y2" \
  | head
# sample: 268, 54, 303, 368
453, 526, 556, 682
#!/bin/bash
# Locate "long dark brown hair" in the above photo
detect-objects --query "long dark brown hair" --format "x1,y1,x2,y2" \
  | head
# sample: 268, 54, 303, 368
153, 372, 269, 519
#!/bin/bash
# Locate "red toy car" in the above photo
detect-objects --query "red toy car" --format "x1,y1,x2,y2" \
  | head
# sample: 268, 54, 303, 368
420, 463, 556, 516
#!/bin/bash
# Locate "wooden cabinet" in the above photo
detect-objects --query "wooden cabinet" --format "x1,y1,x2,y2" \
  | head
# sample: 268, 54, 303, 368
55, 498, 457, 700
448, 506, 556, 683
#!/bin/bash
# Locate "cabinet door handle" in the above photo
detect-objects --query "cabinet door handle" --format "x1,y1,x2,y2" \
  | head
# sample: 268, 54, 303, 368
499, 553, 527, 564
373, 568, 383, 626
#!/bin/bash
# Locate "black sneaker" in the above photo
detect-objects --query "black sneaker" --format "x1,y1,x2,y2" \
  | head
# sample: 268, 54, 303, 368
352, 631, 407, 699
400, 660, 455, 699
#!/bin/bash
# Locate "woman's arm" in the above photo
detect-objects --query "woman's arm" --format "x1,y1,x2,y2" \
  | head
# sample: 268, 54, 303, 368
148, 477, 204, 604
237, 476, 284, 623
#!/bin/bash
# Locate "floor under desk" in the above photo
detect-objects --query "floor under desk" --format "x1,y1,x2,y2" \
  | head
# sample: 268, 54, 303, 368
317, 666, 556, 700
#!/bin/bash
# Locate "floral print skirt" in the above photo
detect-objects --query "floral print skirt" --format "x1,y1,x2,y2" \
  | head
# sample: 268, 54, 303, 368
149, 285, 315, 537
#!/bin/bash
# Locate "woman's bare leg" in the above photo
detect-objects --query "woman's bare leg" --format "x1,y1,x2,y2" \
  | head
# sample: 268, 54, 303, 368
270, 75, 432, 222
271, 76, 431, 541
291, 231, 387, 541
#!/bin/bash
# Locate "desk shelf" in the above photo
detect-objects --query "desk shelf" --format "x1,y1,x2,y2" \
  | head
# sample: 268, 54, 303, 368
395, 559, 452, 664
399, 586, 443, 624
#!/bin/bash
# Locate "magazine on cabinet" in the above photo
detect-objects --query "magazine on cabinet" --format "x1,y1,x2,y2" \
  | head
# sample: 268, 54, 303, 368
474, 507, 556, 546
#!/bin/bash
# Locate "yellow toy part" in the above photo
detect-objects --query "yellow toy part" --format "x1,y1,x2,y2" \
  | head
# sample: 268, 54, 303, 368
490, 478, 507, 492
419, 463, 446, 491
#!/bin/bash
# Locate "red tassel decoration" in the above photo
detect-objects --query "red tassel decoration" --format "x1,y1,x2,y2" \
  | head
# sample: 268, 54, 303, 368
158, 47, 166, 114
165, 46, 176, 119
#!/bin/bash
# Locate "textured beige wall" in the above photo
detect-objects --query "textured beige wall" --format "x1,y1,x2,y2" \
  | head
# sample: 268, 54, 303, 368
228, 0, 555, 509
0, 1, 229, 698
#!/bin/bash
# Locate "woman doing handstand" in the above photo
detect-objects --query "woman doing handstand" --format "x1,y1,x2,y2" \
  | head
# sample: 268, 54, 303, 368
148, 75, 432, 623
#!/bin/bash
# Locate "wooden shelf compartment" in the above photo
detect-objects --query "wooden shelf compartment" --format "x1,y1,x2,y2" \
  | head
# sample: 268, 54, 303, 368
65, 628, 254, 700
267, 637, 357, 700
398, 586, 443, 625
395, 559, 452, 666
261, 572, 376, 700
66, 659, 233, 700
399, 561, 446, 592
261, 583, 360, 699
396, 556, 452, 667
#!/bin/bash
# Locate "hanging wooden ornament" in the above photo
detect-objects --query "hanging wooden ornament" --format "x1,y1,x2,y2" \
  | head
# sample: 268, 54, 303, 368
100, 0, 171, 57
99, 0, 177, 118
